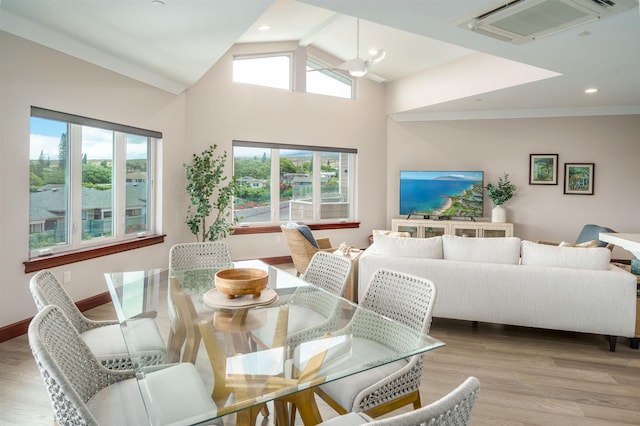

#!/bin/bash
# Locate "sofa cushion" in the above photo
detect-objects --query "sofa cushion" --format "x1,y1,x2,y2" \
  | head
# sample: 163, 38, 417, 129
442, 235, 521, 265
372, 234, 443, 259
521, 240, 611, 270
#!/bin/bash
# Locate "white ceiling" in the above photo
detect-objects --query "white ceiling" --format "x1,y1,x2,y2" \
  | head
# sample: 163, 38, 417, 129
1, 0, 639, 120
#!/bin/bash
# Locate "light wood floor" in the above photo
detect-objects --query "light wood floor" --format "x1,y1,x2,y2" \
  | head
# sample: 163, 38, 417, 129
2, 292, 639, 425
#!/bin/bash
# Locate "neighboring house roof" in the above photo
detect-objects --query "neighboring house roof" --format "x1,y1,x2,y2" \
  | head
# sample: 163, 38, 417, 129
30, 184, 148, 222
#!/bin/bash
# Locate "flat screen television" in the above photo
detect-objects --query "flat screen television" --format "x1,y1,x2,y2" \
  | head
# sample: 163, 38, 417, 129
399, 171, 484, 219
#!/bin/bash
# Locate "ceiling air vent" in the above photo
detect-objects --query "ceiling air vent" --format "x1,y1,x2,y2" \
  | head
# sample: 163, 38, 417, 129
453, 0, 638, 44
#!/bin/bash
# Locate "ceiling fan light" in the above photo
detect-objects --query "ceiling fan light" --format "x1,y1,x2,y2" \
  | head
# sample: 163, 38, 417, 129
348, 59, 368, 77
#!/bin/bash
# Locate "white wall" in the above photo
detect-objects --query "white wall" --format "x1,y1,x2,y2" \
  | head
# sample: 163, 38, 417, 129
0, 32, 188, 327
185, 44, 388, 261
386, 116, 640, 259
0, 34, 388, 328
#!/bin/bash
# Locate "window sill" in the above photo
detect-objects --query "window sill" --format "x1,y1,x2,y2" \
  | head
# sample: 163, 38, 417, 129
231, 222, 360, 235
23, 234, 166, 273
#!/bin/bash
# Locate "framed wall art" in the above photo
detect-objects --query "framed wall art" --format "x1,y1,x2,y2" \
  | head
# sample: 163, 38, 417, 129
564, 163, 595, 195
529, 154, 558, 185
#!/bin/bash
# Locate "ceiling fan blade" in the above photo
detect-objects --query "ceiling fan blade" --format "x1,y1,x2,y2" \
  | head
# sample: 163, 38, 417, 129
370, 49, 386, 65
306, 67, 334, 72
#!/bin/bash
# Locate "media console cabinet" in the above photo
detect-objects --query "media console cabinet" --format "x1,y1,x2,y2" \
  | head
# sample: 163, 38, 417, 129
391, 218, 514, 238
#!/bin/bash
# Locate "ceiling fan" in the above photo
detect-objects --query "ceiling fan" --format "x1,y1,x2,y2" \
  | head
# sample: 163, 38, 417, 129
309, 18, 386, 77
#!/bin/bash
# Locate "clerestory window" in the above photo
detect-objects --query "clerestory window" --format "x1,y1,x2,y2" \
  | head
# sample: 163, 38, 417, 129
232, 52, 355, 99
232, 54, 292, 90
28, 107, 160, 258
306, 59, 353, 99
232, 140, 357, 225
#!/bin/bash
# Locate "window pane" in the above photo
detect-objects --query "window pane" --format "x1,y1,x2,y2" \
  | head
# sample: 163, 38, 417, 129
126, 134, 149, 234
306, 60, 353, 99
321, 152, 350, 220
29, 117, 69, 251
283, 149, 313, 221
81, 126, 113, 240
234, 147, 272, 223
233, 55, 291, 90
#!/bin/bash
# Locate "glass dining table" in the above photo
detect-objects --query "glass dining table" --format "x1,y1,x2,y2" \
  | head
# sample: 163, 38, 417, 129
105, 260, 444, 426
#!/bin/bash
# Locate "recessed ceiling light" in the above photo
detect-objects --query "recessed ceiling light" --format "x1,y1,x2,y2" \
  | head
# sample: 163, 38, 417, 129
258, 25, 271, 31
151, 0, 165, 6
585, 88, 598, 94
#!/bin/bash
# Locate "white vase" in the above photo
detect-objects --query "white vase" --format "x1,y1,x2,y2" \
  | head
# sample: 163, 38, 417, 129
491, 205, 507, 223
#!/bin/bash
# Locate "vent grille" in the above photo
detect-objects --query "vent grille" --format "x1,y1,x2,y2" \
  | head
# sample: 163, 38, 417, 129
453, 0, 637, 44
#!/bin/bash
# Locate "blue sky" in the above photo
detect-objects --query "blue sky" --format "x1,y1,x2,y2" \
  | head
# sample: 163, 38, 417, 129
30, 117, 147, 160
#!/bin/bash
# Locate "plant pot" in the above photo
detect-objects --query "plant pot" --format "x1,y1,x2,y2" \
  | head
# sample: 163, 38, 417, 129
491, 205, 507, 223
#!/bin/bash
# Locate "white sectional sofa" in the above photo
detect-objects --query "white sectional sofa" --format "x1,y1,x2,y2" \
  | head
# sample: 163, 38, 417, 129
358, 234, 637, 351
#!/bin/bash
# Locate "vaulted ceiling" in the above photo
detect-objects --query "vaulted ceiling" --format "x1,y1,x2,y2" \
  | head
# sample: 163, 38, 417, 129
1, 0, 639, 120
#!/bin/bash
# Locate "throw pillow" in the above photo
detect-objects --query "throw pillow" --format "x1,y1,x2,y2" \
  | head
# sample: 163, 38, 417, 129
372, 234, 443, 259
521, 240, 610, 270
559, 240, 598, 248
442, 235, 521, 265
372, 230, 411, 238
286, 223, 319, 248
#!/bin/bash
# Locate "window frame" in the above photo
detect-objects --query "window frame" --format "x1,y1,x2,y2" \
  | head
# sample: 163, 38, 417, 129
28, 107, 161, 262
232, 140, 357, 228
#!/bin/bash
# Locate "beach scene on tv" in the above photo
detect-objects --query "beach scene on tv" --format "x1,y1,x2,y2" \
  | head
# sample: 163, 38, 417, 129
400, 171, 484, 218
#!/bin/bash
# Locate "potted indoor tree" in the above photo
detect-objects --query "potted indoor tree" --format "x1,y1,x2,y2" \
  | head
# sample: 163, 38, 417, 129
184, 144, 237, 241
485, 173, 517, 223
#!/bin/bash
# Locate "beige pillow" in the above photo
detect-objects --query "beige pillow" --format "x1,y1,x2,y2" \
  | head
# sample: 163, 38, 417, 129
559, 240, 598, 248
372, 230, 411, 238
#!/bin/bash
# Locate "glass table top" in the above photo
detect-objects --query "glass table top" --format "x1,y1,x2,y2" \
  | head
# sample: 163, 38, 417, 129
105, 261, 444, 425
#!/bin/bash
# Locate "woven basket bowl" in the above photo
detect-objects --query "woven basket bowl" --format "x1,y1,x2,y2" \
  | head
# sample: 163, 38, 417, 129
215, 268, 268, 299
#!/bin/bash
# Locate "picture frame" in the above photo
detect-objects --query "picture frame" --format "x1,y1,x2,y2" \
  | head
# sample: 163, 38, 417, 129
564, 163, 595, 195
529, 154, 558, 185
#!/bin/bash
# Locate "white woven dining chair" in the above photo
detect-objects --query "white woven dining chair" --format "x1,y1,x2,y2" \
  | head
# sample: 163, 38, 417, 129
29, 304, 221, 426
318, 376, 480, 426
167, 241, 233, 361
29, 269, 166, 369
249, 251, 352, 350
169, 241, 233, 271
314, 268, 437, 418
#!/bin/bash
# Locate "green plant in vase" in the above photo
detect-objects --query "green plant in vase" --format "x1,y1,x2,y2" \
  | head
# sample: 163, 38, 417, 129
184, 144, 237, 242
485, 173, 516, 223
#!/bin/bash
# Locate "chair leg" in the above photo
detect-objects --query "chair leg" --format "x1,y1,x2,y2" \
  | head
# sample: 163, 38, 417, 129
288, 402, 297, 425
280, 389, 323, 426
609, 335, 617, 352
314, 387, 349, 415
274, 400, 289, 426
166, 327, 186, 363
363, 390, 421, 418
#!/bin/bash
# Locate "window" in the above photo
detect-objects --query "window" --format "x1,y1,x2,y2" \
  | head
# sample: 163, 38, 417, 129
232, 54, 291, 90
232, 51, 356, 99
306, 59, 353, 99
233, 141, 356, 225
29, 107, 160, 258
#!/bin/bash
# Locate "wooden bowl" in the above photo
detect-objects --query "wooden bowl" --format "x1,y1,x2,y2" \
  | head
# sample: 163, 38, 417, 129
215, 268, 268, 299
